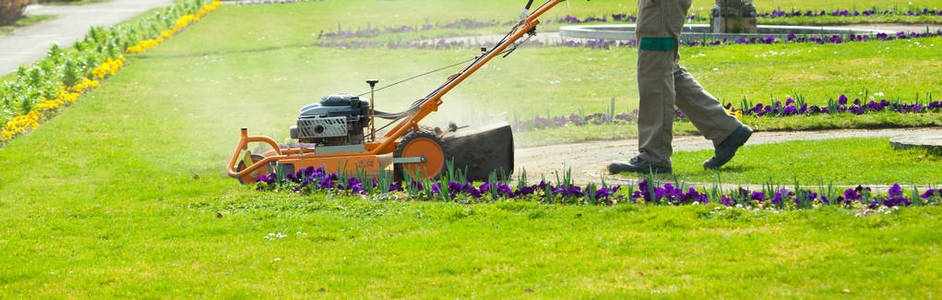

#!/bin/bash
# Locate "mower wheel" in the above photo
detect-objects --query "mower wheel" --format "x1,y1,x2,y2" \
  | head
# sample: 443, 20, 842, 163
236, 154, 270, 184
395, 132, 447, 180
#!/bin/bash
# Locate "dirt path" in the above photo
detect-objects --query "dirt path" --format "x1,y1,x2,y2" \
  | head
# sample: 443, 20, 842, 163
0, 0, 172, 75
516, 127, 942, 188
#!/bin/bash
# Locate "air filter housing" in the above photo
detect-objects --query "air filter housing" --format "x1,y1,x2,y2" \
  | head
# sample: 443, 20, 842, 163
289, 94, 370, 146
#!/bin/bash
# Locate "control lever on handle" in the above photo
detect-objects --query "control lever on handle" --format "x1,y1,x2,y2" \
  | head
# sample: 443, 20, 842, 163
519, 0, 535, 20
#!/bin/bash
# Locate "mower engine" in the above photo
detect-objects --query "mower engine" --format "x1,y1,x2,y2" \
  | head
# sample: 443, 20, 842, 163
289, 94, 369, 147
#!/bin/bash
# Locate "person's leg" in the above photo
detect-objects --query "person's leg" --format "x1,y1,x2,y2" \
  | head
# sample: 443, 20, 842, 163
635, 0, 687, 168
669, 0, 752, 169
672, 66, 742, 145
610, 0, 687, 174
673, 66, 753, 168
636, 51, 677, 167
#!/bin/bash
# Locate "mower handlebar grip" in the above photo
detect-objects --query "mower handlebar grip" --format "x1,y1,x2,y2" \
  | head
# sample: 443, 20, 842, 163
226, 129, 284, 178
525, 0, 534, 9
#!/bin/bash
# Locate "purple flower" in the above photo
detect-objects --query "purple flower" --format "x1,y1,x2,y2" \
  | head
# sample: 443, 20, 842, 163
844, 188, 862, 202
921, 189, 936, 199
750, 191, 764, 201
771, 189, 787, 206
408, 180, 423, 191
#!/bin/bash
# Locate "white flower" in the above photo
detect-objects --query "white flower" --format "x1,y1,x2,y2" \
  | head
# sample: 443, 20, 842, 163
265, 232, 287, 240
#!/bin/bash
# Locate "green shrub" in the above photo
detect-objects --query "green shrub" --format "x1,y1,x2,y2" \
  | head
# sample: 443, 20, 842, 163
0, 0, 214, 124
0, 0, 30, 26
62, 59, 80, 87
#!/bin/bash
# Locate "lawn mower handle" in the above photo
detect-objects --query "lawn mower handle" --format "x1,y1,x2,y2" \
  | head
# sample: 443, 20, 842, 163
374, 0, 565, 154
226, 128, 285, 178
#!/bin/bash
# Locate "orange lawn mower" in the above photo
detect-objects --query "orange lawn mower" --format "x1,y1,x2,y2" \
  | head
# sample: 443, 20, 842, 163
227, 0, 568, 184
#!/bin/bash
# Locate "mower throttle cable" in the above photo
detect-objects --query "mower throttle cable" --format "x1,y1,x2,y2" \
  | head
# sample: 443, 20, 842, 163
363, 0, 553, 127
355, 57, 477, 98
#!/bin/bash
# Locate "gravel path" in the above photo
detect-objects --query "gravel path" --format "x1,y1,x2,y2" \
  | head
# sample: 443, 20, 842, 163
516, 127, 942, 189
0, 0, 172, 75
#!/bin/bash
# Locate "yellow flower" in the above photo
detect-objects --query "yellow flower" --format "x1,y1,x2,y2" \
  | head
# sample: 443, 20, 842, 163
4, 0, 222, 144
91, 58, 123, 79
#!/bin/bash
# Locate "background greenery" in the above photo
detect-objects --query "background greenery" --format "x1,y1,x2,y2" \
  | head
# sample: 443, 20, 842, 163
0, 14, 54, 35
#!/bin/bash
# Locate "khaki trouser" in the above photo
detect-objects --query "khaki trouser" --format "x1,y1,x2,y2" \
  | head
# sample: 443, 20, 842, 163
636, 0, 742, 167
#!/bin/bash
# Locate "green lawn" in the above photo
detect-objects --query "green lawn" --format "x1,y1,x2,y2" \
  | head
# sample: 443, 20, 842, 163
650, 138, 942, 185
4, 190, 941, 297
0, 14, 57, 35
2, 0, 942, 297
39, 0, 111, 5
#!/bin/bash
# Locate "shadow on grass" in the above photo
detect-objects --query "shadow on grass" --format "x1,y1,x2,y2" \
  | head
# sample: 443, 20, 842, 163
709, 165, 754, 173
665, 165, 756, 179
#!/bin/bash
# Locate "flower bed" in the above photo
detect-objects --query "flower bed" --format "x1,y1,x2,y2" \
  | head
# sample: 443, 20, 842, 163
311, 30, 941, 50
557, 8, 942, 24
509, 94, 940, 132
126, 3, 220, 54
253, 167, 941, 210
758, 8, 942, 19
311, 7, 942, 41
728, 94, 940, 117
0, 0, 222, 145
1, 73, 109, 141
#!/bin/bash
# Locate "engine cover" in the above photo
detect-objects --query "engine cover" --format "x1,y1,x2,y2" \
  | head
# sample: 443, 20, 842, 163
290, 94, 369, 146
296, 116, 348, 138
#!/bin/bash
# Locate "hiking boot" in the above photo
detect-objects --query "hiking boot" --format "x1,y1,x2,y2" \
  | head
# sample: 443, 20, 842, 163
703, 125, 753, 169
608, 156, 672, 175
